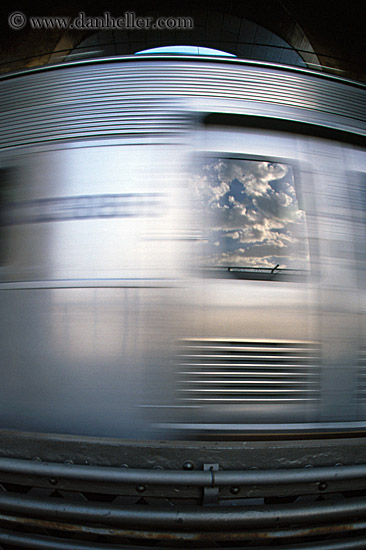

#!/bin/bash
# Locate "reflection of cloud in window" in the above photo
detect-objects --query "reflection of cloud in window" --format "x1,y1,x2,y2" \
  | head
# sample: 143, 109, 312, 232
213, 159, 288, 197
189, 159, 309, 269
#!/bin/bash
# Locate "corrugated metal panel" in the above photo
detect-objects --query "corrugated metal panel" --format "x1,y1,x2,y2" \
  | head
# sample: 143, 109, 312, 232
358, 348, 366, 401
175, 339, 321, 404
0, 59, 365, 149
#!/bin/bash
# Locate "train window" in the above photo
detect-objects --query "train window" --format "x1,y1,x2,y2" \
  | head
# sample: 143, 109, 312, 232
189, 157, 310, 280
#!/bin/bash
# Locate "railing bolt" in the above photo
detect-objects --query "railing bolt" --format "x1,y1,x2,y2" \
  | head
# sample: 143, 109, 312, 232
318, 481, 327, 491
136, 485, 147, 493
183, 461, 194, 470
230, 486, 240, 495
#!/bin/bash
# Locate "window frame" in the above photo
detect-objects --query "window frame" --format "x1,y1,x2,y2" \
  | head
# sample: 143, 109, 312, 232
189, 151, 313, 282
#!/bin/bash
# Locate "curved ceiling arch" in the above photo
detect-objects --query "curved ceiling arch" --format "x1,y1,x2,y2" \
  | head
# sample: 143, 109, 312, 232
49, 9, 317, 71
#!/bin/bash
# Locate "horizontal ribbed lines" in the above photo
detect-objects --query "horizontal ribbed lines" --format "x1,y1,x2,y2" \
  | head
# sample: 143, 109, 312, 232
0, 60, 365, 148
175, 339, 321, 404
358, 349, 366, 401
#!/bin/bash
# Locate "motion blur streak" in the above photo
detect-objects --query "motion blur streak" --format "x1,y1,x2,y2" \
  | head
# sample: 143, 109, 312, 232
0, 57, 365, 440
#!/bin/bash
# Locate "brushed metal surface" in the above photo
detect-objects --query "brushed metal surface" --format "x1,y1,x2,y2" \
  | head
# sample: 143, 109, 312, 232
0, 58, 365, 438
0, 58, 365, 149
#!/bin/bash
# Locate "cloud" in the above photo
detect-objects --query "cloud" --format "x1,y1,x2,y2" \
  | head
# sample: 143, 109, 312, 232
190, 159, 309, 269
212, 160, 288, 197
188, 171, 229, 206
224, 230, 241, 240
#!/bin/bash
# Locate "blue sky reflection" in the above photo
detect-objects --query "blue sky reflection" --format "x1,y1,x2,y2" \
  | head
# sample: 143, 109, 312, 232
190, 158, 309, 270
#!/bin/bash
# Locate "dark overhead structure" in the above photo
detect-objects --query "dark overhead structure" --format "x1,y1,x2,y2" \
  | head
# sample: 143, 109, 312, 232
1, 0, 365, 81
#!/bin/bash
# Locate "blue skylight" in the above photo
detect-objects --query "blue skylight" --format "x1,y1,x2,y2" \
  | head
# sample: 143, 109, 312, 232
135, 45, 236, 57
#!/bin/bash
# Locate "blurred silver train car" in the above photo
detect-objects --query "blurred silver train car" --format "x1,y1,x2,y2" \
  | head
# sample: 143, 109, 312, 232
0, 56, 366, 548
